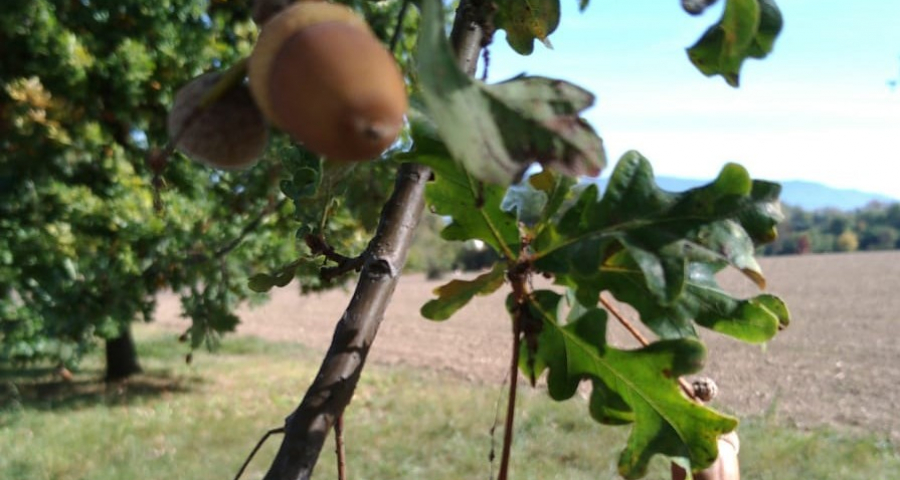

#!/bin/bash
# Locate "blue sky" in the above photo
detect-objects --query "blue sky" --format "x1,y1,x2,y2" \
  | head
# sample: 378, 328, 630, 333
486, 1, 900, 199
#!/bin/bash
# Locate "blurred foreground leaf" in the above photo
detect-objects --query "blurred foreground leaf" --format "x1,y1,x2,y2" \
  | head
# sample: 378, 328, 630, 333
687, 0, 783, 86
416, 0, 605, 185
421, 263, 506, 321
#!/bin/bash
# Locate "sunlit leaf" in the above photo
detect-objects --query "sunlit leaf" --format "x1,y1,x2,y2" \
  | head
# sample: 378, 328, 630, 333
600, 255, 788, 342
421, 262, 506, 320
534, 152, 759, 302
687, 0, 783, 86
746, 0, 784, 59
530, 152, 784, 341
406, 126, 521, 259
501, 178, 548, 226
517, 291, 737, 478
247, 268, 294, 293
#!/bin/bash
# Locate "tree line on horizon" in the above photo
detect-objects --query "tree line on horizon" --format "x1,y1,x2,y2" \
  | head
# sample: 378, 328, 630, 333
760, 201, 900, 255
407, 199, 900, 277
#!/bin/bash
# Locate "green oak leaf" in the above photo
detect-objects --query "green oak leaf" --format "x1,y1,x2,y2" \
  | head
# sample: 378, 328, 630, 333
600, 254, 789, 342
534, 151, 763, 305
502, 170, 577, 229
501, 180, 548, 227
527, 169, 583, 230
687, 0, 783, 86
247, 268, 295, 293
530, 152, 785, 340
746, 0, 784, 59
518, 291, 737, 478
280, 148, 322, 202
421, 262, 507, 321
416, 0, 605, 185
408, 132, 521, 260
495, 0, 561, 55
738, 179, 783, 244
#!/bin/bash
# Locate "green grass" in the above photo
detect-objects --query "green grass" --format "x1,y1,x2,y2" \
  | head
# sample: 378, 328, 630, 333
1, 327, 897, 480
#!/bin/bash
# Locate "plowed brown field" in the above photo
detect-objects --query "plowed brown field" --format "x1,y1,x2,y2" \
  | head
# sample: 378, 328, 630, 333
155, 250, 900, 442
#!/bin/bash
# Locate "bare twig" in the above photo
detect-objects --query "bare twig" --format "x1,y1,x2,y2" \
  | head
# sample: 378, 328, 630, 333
487, 372, 509, 480
304, 234, 366, 282
234, 427, 285, 480
598, 294, 696, 400
497, 310, 521, 480
185, 197, 288, 265
335, 414, 347, 480
498, 265, 529, 480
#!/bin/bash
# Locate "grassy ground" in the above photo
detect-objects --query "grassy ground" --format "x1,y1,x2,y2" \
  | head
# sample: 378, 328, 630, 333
1, 328, 897, 480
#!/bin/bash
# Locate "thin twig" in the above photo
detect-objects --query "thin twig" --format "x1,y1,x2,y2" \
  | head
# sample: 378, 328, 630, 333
335, 414, 347, 480
498, 267, 529, 480
497, 313, 521, 480
214, 198, 288, 259
598, 295, 651, 346
389, 0, 412, 53
261, 162, 432, 480
234, 427, 285, 480
304, 234, 366, 282
487, 371, 509, 480
598, 295, 696, 401
178, 197, 288, 266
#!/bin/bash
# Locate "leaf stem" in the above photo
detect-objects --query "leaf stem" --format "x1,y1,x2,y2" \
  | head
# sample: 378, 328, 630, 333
599, 294, 696, 400
497, 262, 531, 480
497, 315, 520, 480
499, 266, 529, 480
465, 170, 518, 260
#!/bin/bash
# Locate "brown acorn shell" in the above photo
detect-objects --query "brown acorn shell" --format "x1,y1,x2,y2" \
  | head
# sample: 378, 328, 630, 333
248, 2, 407, 161
167, 72, 269, 170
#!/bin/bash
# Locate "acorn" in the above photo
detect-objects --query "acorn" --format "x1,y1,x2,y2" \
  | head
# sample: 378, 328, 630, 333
167, 71, 269, 170
248, 1, 407, 161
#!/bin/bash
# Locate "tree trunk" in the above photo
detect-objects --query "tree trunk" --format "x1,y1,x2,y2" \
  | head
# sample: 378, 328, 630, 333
105, 323, 142, 381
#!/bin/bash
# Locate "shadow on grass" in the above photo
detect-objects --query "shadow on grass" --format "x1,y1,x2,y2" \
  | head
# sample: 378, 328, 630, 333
0, 366, 205, 412
0, 334, 302, 415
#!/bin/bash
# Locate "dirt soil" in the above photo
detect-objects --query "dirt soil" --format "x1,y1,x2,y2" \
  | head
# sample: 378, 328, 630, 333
154, 250, 900, 442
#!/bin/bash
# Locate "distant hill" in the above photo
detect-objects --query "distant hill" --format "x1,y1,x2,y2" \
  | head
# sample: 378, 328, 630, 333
589, 176, 898, 211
